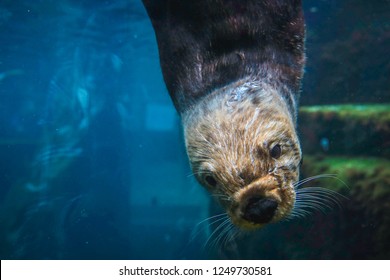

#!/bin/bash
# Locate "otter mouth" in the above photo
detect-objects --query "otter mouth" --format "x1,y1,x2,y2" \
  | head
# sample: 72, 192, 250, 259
242, 196, 278, 224
224, 175, 296, 230
227, 197, 293, 230
231, 196, 282, 230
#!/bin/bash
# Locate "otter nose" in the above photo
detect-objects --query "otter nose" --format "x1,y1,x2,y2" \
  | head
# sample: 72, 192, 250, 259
243, 197, 278, 224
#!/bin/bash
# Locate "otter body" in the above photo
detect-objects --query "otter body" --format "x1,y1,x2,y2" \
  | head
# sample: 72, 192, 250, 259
143, 0, 305, 229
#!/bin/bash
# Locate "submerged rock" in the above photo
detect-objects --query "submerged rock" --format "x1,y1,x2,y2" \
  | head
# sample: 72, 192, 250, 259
298, 104, 390, 157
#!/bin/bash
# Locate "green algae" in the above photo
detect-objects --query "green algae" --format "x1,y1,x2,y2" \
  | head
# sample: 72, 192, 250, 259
298, 104, 390, 157
315, 156, 388, 175
299, 104, 390, 123
301, 155, 390, 192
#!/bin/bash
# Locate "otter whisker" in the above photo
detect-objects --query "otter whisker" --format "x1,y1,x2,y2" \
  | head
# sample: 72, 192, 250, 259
194, 214, 228, 231
296, 192, 342, 203
190, 213, 228, 242
290, 185, 346, 218
296, 188, 346, 209
209, 220, 232, 249
211, 193, 232, 202
294, 174, 336, 187
294, 174, 349, 189
220, 223, 239, 248
286, 212, 305, 220
186, 169, 217, 178
186, 171, 207, 178
294, 200, 329, 214
290, 204, 323, 219
298, 186, 348, 195
289, 174, 348, 220
294, 176, 326, 188
224, 224, 242, 247
186, 173, 198, 178
203, 217, 231, 250
292, 211, 310, 219
297, 195, 342, 210
233, 227, 243, 242
298, 185, 347, 201
288, 208, 312, 219
207, 220, 243, 251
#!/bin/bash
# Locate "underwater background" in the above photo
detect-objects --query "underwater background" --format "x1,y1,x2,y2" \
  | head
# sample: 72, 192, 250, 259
0, 0, 389, 259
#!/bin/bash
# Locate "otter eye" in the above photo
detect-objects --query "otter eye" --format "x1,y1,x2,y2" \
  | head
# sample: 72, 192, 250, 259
205, 175, 217, 187
270, 144, 282, 159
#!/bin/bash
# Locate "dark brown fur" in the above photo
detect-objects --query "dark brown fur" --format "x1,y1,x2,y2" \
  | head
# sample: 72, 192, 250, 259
142, 0, 305, 115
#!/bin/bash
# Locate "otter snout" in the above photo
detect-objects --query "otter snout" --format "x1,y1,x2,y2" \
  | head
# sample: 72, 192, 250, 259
242, 197, 278, 224
228, 174, 296, 229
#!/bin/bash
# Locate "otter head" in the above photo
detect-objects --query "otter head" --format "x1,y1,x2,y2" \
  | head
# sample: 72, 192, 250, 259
183, 81, 302, 230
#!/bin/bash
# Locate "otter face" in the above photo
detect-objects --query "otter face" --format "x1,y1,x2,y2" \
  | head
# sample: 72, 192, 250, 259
184, 88, 301, 230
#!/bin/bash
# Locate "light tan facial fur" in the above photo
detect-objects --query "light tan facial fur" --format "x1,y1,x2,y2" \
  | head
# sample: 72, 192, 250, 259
183, 79, 301, 230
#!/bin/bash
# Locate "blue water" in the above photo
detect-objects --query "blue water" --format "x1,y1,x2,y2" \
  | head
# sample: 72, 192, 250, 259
0, 0, 209, 259
0, 0, 389, 259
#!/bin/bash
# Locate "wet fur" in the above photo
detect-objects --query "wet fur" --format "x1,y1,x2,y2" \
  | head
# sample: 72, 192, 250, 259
142, 0, 306, 229
183, 78, 301, 229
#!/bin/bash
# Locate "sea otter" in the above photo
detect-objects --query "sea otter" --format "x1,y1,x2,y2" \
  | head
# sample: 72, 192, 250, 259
142, 0, 305, 230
